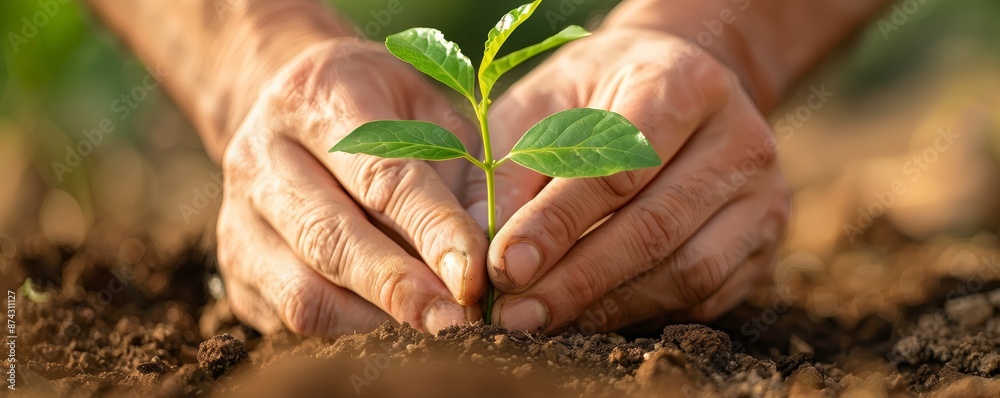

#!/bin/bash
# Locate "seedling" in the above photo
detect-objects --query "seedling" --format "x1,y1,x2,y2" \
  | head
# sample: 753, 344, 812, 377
20, 278, 51, 303
331, 0, 661, 324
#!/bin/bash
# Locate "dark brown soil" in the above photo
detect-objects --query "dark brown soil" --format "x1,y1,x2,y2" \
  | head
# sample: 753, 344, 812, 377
8, 237, 1000, 397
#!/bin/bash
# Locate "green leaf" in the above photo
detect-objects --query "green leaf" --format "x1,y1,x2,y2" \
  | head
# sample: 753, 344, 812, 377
330, 120, 470, 161
479, 1, 541, 95
386, 28, 475, 101
480, 25, 590, 99
19, 278, 50, 303
507, 108, 662, 178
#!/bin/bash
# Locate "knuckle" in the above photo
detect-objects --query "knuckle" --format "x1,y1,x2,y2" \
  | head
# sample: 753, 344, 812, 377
216, 244, 236, 278
374, 270, 406, 319
278, 279, 323, 335
683, 167, 729, 206
538, 202, 582, 246
294, 206, 349, 278
595, 170, 645, 202
277, 283, 316, 335
355, 158, 416, 214
740, 122, 778, 167
563, 257, 607, 312
630, 172, 728, 262
663, 72, 712, 125
413, 205, 455, 240
670, 249, 729, 307
247, 176, 283, 215
220, 136, 258, 185
631, 199, 686, 263
227, 283, 286, 335
618, 61, 666, 82
620, 61, 707, 127
686, 53, 734, 103
215, 213, 242, 277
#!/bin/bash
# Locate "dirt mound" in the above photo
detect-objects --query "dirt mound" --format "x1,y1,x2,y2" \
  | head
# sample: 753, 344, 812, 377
10, 241, 1000, 397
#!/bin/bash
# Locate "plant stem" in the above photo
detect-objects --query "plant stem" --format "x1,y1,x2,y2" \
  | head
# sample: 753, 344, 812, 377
475, 100, 498, 324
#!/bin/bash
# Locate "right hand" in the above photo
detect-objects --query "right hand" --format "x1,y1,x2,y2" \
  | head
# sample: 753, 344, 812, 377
216, 39, 486, 336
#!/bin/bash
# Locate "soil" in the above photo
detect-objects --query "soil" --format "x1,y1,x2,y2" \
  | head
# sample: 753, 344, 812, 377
8, 237, 1000, 397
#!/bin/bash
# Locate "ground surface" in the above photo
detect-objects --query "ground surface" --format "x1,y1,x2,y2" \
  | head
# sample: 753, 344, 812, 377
7, 236, 1000, 398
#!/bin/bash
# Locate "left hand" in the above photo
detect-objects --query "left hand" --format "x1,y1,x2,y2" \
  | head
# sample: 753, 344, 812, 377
464, 28, 790, 333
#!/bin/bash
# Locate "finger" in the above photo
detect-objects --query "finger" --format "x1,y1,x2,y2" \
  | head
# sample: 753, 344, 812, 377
330, 155, 487, 305
228, 133, 480, 333
567, 211, 781, 334
568, 261, 752, 335
462, 75, 573, 231
490, 119, 779, 332
677, 244, 779, 322
488, 60, 732, 291
216, 200, 390, 337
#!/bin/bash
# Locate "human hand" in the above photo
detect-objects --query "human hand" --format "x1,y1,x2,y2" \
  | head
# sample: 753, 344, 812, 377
465, 29, 789, 333
218, 39, 486, 336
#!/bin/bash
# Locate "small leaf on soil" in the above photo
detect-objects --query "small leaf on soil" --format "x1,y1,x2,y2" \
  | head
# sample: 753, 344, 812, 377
507, 108, 662, 178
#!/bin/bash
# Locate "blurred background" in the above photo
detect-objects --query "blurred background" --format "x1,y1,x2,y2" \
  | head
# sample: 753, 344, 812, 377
1, 0, 999, 327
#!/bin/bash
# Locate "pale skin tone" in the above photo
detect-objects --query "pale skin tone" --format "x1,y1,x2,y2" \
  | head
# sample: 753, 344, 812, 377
88, 0, 892, 335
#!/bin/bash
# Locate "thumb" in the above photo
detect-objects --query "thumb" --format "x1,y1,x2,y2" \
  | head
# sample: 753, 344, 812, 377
462, 85, 571, 233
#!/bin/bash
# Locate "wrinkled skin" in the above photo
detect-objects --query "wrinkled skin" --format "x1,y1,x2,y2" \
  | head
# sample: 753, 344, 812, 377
464, 29, 790, 333
217, 40, 486, 336
217, 28, 790, 337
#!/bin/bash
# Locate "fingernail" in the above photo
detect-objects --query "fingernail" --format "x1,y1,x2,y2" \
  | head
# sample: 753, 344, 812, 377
503, 241, 541, 286
440, 251, 468, 300
499, 297, 548, 332
423, 299, 467, 335
467, 201, 501, 233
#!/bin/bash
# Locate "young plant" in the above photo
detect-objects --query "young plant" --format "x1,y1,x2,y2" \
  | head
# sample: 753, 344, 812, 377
20, 278, 51, 303
330, 0, 662, 324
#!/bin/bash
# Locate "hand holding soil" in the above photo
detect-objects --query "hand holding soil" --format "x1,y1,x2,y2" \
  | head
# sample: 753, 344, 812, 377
470, 28, 789, 333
